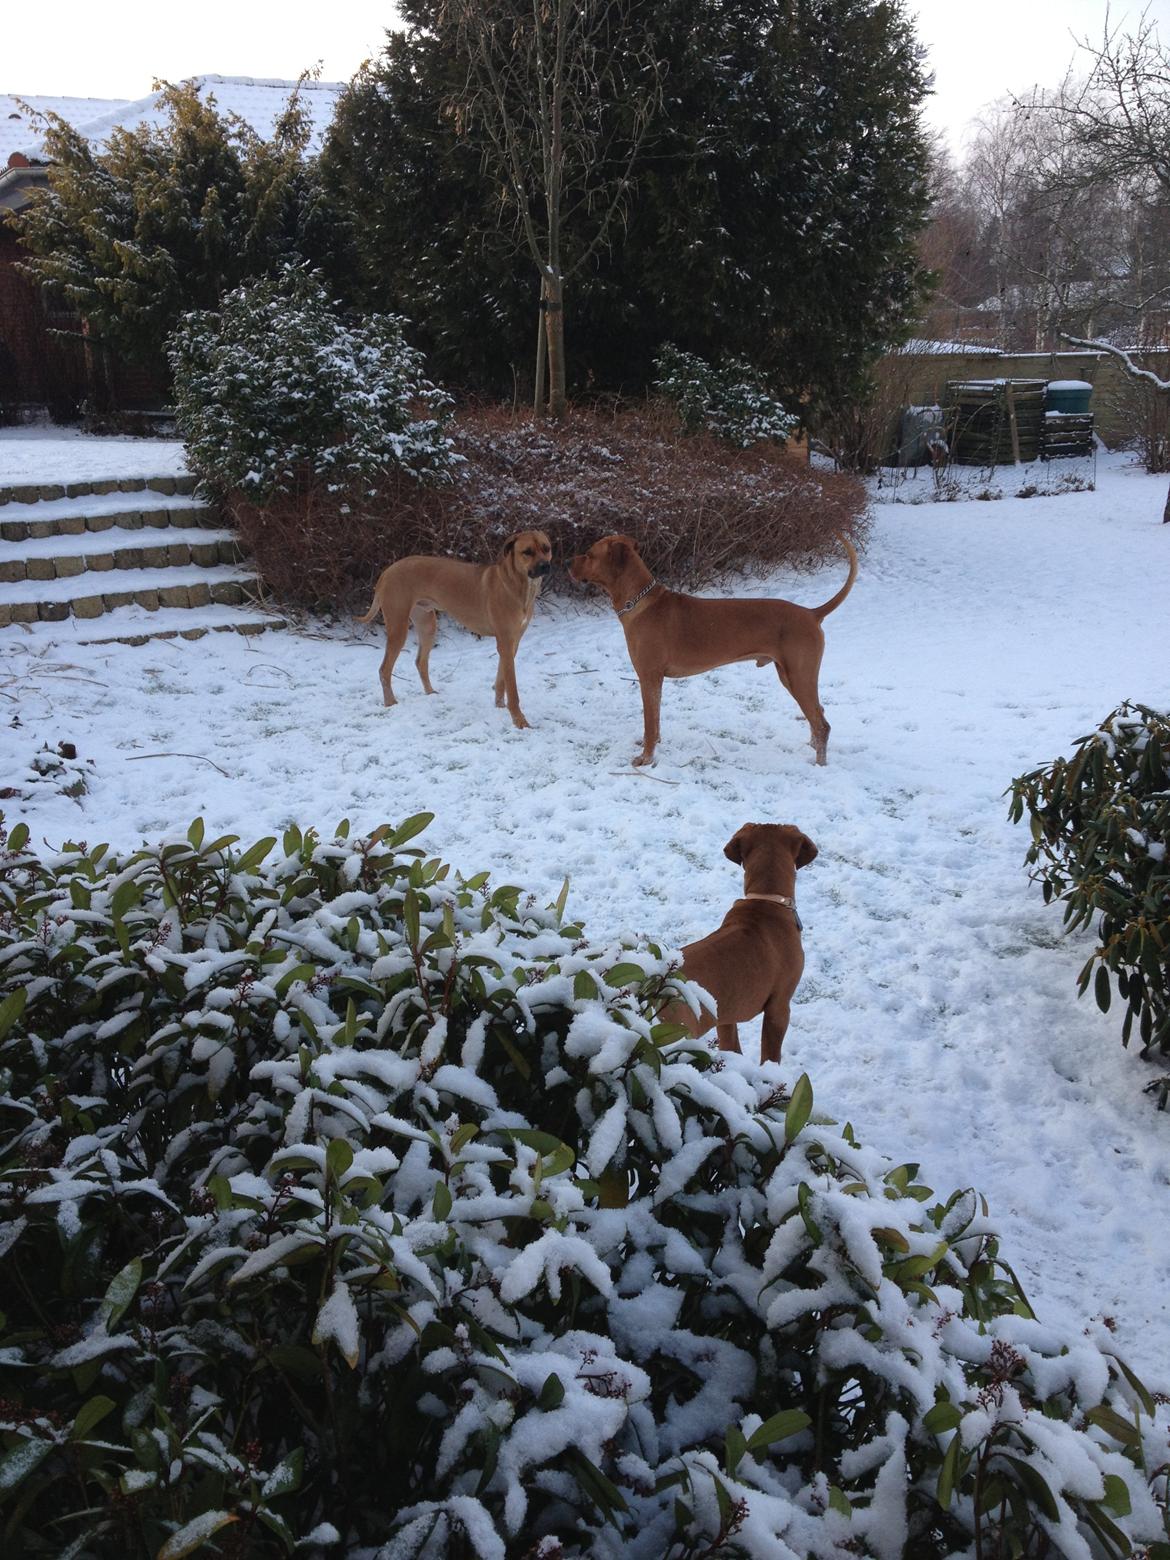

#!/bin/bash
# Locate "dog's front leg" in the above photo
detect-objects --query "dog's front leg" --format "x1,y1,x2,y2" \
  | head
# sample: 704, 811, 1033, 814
495, 638, 530, 729
716, 1023, 741, 1054
633, 673, 662, 766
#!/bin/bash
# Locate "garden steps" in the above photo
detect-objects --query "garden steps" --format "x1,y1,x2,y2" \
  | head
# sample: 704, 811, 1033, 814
0, 476, 285, 642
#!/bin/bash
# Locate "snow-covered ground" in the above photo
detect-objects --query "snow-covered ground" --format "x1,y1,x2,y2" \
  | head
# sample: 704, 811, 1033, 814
4, 441, 1169, 1392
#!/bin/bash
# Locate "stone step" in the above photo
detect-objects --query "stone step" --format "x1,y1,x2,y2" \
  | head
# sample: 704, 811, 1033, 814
0, 490, 219, 542
0, 563, 263, 627
0, 526, 244, 583
6, 601, 287, 647
0, 473, 198, 506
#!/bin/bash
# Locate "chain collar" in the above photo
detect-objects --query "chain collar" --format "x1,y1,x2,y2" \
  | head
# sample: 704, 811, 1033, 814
616, 579, 658, 617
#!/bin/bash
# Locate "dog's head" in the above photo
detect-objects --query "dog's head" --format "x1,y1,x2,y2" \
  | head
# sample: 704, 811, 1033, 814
724, 823, 818, 876
501, 530, 553, 579
569, 533, 641, 588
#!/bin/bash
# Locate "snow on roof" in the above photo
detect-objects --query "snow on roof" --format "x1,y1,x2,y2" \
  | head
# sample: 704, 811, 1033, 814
1, 94, 131, 166
11, 75, 344, 163
901, 339, 1000, 356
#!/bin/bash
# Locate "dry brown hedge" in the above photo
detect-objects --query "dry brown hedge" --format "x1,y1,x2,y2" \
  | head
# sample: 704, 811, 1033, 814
227, 405, 869, 611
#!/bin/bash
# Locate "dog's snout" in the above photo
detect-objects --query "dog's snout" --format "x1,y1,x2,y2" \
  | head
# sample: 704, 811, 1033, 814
531, 561, 552, 578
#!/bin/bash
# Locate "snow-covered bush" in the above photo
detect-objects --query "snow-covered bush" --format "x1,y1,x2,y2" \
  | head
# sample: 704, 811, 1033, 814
169, 266, 457, 499
1, 814, 1167, 1558
1010, 702, 1170, 1085
653, 345, 799, 448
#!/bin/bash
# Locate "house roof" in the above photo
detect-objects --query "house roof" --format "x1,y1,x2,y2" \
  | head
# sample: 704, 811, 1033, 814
1, 94, 132, 165
6, 75, 344, 168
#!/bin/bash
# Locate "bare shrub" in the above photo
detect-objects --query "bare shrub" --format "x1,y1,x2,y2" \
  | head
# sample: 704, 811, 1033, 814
229, 405, 869, 611
1105, 368, 1170, 474
812, 349, 922, 472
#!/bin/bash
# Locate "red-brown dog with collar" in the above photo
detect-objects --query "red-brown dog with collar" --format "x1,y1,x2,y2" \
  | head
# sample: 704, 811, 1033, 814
568, 533, 856, 766
665, 823, 817, 1064
357, 531, 552, 729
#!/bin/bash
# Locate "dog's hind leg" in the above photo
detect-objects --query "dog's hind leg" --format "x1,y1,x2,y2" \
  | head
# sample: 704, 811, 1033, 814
776, 652, 830, 765
412, 607, 439, 695
377, 607, 411, 708
760, 996, 791, 1064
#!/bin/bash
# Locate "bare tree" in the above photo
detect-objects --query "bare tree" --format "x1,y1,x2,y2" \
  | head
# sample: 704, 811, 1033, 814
443, 0, 661, 418
1064, 334, 1170, 521
1063, 7, 1170, 195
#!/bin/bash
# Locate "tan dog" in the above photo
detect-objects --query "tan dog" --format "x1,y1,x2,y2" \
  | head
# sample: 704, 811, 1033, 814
569, 534, 857, 766
357, 532, 552, 728
667, 823, 817, 1064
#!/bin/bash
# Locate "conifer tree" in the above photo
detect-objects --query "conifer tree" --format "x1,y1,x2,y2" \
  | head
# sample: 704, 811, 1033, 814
324, 0, 932, 413
12, 81, 351, 390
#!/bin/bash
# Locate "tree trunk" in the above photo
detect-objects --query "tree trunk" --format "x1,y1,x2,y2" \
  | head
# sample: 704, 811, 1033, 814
544, 274, 567, 419
534, 279, 547, 416
1163, 477, 1169, 523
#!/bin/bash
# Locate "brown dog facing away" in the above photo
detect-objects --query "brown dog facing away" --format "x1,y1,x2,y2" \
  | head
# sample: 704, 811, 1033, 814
357, 532, 552, 728
665, 823, 817, 1064
569, 534, 857, 766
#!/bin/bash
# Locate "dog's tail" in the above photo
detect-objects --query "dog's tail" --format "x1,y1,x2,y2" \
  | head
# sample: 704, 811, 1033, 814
355, 568, 389, 626
812, 536, 858, 621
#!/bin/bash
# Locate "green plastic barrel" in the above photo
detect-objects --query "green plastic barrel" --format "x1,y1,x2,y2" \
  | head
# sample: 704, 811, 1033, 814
1045, 380, 1092, 414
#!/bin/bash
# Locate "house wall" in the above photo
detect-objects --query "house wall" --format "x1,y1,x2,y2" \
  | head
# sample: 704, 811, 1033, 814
0, 224, 89, 416
885, 347, 1170, 448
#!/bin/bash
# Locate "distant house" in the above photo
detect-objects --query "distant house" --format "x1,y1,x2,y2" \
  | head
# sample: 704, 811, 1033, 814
0, 76, 343, 421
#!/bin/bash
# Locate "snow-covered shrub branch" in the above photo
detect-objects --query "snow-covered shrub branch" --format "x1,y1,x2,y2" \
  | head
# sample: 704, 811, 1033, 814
1010, 702, 1170, 1086
169, 266, 458, 501
653, 345, 799, 449
0, 813, 1166, 1557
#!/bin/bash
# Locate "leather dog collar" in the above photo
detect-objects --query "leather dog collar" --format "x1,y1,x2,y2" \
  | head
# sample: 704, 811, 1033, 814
740, 892, 802, 929
616, 579, 658, 617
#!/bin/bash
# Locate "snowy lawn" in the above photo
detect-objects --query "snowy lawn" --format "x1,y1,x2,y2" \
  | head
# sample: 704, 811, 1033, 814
4, 447, 1169, 1390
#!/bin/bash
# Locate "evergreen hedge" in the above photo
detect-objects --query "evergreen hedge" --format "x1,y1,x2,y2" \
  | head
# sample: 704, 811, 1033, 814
1, 815, 1167, 1557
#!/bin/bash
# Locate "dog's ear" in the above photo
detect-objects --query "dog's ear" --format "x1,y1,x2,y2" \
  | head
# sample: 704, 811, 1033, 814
500, 534, 519, 561
723, 827, 747, 864
794, 832, 818, 869
628, 536, 640, 555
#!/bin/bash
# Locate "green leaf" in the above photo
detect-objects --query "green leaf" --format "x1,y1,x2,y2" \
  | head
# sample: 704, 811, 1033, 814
553, 875, 570, 925
923, 1401, 963, 1435
157, 1510, 239, 1559
828, 1486, 851, 1516
325, 1138, 355, 1182
605, 961, 645, 987
70, 1395, 117, 1442
1094, 964, 1111, 1013
389, 813, 434, 848
100, 1257, 143, 1329
1002, 1455, 1059, 1521
724, 1424, 746, 1474
936, 1430, 961, 1509
433, 1181, 452, 1220
784, 1073, 813, 1143
1101, 1473, 1132, 1518
261, 1447, 304, 1501
745, 1408, 810, 1452
404, 887, 421, 946
274, 961, 317, 997
1085, 1404, 1141, 1447
7, 823, 29, 851
573, 970, 598, 1000
0, 986, 28, 1043
538, 1372, 565, 1409
236, 836, 277, 873
450, 1123, 478, 1153
187, 817, 204, 849
0, 1436, 52, 1493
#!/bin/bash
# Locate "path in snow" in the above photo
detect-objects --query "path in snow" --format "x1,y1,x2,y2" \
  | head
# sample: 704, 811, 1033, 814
5, 452, 1169, 1388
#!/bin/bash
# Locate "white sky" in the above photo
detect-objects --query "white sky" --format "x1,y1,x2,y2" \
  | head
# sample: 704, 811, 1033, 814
4, 0, 1170, 153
